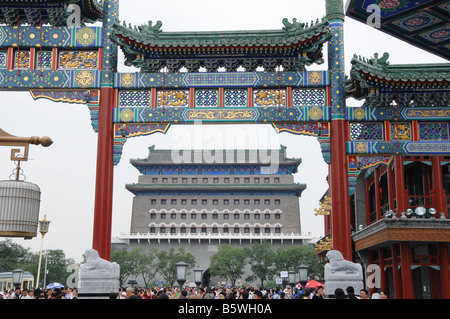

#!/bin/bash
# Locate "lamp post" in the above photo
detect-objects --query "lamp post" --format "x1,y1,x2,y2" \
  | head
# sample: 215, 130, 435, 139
176, 262, 189, 288
288, 271, 296, 287
12, 269, 24, 290
297, 264, 309, 287
36, 215, 50, 288
193, 267, 203, 288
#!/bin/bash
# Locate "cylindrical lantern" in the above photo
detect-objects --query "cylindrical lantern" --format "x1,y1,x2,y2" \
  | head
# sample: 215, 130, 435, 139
0, 180, 41, 238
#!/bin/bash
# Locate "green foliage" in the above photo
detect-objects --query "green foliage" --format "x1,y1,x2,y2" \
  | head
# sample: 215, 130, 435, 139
155, 247, 195, 287
274, 245, 323, 278
0, 240, 74, 287
0, 239, 31, 272
134, 248, 157, 288
41, 250, 74, 286
110, 248, 142, 286
209, 245, 247, 287
1, 239, 323, 290
245, 240, 277, 288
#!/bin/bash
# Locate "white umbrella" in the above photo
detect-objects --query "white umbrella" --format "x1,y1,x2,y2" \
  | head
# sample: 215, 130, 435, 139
46, 282, 64, 289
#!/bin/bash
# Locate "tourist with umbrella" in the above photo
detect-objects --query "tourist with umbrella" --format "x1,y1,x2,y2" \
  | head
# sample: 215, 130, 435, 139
46, 282, 64, 289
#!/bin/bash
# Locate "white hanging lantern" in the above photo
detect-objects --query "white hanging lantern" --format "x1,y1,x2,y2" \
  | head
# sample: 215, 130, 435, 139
0, 180, 41, 239
0, 129, 52, 239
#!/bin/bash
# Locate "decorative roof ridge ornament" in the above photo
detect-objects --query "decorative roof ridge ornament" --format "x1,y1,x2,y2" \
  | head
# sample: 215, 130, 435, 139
0, 0, 104, 26
282, 18, 306, 33
282, 17, 325, 34
112, 17, 331, 72
347, 52, 450, 106
138, 20, 163, 37
116, 16, 329, 39
314, 195, 331, 216
352, 52, 390, 70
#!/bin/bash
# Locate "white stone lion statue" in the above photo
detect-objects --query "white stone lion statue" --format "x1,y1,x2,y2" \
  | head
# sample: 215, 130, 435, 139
326, 250, 362, 275
80, 249, 116, 273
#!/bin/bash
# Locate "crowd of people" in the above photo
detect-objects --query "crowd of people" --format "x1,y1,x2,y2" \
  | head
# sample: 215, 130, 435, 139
0, 285, 389, 299
0, 287, 78, 299
117, 285, 389, 300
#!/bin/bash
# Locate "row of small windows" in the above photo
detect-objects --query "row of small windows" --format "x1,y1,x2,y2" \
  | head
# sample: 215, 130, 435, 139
151, 199, 281, 205
150, 213, 281, 220
149, 226, 282, 234
152, 177, 281, 184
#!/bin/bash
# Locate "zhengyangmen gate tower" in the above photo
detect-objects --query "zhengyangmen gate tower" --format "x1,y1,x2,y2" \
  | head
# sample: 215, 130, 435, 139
0, 0, 448, 298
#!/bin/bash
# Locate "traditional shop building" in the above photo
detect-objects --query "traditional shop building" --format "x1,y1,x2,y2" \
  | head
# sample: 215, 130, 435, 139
313, 0, 450, 298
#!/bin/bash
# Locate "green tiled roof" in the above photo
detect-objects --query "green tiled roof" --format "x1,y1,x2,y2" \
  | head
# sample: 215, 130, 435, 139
112, 18, 330, 49
0, 0, 103, 25
346, 52, 450, 106
349, 53, 450, 83
111, 18, 332, 72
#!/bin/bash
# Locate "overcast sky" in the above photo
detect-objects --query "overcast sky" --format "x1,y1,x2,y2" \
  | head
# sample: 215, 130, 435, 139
0, 0, 446, 262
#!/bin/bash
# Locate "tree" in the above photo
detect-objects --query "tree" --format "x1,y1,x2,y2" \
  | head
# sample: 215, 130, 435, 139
210, 244, 246, 287
110, 248, 141, 286
155, 247, 195, 287
0, 240, 74, 287
41, 250, 74, 286
275, 245, 324, 280
134, 248, 157, 288
245, 240, 277, 288
0, 239, 31, 272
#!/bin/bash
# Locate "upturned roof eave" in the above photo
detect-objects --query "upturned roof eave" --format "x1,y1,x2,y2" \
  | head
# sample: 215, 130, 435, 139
125, 183, 307, 191
129, 158, 303, 167
350, 60, 450, 85
111, 20, 331, 49
0, 0, 104, 22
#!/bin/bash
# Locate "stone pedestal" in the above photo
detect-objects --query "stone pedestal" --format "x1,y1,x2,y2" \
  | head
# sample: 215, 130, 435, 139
78, 249, 120, 299
324, 250, 363, 298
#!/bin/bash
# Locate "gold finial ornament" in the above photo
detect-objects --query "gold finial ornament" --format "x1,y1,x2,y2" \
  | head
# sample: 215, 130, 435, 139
314, 195, 331, 216
0, 129, 53, 161
314, 236, 333, 254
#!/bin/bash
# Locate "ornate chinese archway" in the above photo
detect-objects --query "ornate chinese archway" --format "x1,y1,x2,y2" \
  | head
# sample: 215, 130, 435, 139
0, 0, 448, 262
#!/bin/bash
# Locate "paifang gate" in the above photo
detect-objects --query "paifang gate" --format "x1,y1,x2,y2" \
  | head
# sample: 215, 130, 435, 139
0, 0, 448, 269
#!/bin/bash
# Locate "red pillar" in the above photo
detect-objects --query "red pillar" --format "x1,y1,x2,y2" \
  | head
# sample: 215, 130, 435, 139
432, 156, 447, 217
439, 242, 450, 299
92, 87, 115, 260
394, 156, 408, 216
391, 244, 403, 299
330, 119, 352, 260
92, 0, 119, 261
378, 247, 387, 292
387, 160, 395, 212
400, 242, 413, 299
428, 245, 442, 299
326, 0, 352, 260
374, 168, 381, 220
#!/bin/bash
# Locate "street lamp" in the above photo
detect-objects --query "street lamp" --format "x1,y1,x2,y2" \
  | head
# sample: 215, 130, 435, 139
36, 215, 51, 288
12, 269, 24, 290
288, 271, 296, 286
193, 267, 203, 288
297, 264, 309, 286
176, 262, 189, 288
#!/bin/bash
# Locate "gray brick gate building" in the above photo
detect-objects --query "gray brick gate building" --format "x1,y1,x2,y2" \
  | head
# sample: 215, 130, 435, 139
112, 146, 315, 287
